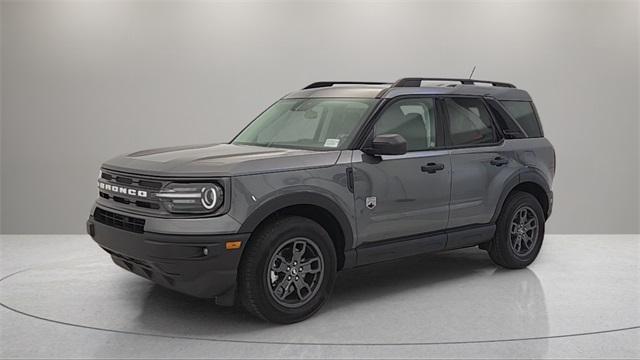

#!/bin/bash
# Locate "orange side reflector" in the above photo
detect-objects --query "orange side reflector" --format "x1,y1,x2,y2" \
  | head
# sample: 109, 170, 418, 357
226, 241, 242, 250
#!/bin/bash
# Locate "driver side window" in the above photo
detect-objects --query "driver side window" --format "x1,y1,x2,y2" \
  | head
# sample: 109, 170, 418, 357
374, 98, 437, 152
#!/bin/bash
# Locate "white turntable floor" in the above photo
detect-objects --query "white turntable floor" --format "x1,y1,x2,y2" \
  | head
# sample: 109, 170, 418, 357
1, 234, 638, 359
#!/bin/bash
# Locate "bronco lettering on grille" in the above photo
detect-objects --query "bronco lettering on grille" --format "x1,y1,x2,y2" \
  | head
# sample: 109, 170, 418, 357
98, 182, 148, 198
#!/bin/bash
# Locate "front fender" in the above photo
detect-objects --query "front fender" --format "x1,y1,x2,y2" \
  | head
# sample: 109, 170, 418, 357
230, 167, 356, 256
237, 190, 355, 250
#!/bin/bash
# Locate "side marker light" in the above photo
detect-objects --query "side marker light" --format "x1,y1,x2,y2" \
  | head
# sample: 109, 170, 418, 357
226, 241, 242, 250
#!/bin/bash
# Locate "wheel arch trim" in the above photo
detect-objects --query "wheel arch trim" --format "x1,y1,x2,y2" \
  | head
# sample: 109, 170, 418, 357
491, 168, 552, 223
237, 192, 355, 266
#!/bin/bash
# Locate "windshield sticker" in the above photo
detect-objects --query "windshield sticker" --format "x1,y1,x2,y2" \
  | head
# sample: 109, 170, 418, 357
324, 139, 340, 148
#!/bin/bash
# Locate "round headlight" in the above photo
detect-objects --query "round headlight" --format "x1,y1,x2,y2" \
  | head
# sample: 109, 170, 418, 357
157, 182, 224, 214
201, 186, 218, 210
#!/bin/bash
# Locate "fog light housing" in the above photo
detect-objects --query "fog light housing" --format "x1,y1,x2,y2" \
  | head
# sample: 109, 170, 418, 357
157, 183, 224, 214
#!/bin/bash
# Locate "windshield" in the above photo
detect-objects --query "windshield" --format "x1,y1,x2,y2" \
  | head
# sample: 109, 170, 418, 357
232, 98, 377, 150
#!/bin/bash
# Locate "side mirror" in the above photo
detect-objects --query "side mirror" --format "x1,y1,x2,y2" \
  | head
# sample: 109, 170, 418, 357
363, 134, 407, 156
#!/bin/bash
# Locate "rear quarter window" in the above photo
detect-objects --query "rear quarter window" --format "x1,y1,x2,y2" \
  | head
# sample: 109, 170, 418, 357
500, 101, 543, 138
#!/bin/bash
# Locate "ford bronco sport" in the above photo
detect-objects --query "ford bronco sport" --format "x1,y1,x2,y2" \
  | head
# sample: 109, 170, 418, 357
87, 77, 555, 323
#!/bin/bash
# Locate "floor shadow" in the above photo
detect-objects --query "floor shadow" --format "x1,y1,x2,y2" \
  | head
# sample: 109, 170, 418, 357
331, 247, 495, 305
131, 246, 547, 344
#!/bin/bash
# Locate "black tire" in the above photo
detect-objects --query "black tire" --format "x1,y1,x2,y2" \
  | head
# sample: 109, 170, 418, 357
489, 191, 545, 269
238, 216, 337, 324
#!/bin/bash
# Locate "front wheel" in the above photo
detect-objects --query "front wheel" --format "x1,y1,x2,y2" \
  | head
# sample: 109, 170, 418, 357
489, 191, 545, 269
238, 216, 336, 323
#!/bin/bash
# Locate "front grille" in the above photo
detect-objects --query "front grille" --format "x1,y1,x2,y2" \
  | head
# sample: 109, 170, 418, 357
101, 171, 162, 190
113, 196, 130, 204
138, 180, 161, 189
99, 169, 165, 213
98, 192, 161, 210
115, 176, 133, 185
94, 207, 145, 233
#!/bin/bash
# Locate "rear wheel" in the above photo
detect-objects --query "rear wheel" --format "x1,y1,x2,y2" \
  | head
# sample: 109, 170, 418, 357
489, 191, 545, 269
238, 216, 336, 323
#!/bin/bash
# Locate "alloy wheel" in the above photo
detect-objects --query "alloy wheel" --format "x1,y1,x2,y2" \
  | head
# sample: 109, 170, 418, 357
266, 237, 324, 308
509, 205, 539, 257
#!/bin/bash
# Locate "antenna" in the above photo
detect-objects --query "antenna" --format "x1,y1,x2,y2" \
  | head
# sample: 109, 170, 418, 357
468, 65, 476, 79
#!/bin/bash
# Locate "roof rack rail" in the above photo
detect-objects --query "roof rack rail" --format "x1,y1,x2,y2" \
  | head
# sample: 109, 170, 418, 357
392, 77, 516, 88
303, 81, 390, 90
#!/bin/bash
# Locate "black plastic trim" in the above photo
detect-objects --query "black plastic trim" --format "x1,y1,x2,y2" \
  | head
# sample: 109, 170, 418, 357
445, 224, 496, 249
489, 168, 552, 223
237, 192, 355, 252
87, 216, 250, 303
357, 233, 447, 265
355, 223, 496, 266
345, 167, 354, 193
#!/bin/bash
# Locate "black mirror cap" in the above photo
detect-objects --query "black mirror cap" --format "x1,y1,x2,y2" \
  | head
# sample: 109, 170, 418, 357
364, 134, 408, 156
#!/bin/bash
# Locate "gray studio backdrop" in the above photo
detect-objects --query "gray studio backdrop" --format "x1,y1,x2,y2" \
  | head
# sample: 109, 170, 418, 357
1, 0, 638, 234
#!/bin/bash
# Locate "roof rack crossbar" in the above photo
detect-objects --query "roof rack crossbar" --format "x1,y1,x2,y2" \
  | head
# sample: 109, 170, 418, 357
392, 77, 516, 88
303, 81, 390, 90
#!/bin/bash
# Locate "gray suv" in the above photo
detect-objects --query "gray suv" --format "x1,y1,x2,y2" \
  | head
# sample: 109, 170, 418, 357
87, 77, 555, 323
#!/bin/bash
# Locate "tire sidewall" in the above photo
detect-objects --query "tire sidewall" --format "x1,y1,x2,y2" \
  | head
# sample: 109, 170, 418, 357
494, 192, 545, 268
245, 217, 336, 323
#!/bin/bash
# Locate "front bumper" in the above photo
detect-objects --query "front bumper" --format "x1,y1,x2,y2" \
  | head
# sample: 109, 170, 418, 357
87, 207, 250, 305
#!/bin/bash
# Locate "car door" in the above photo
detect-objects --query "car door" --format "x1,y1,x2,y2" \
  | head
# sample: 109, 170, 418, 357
443, 96, 521, 228
352, 97, 451, 246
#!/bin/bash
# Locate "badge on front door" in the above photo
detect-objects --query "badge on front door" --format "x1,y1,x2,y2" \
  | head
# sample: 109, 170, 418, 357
366, 196, 377, 209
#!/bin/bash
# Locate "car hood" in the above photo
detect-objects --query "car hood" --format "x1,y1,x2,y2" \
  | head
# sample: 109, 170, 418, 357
101, 143, 342, 177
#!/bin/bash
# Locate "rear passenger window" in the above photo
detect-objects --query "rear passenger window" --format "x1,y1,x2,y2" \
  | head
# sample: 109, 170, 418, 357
501, 101, 542, 138
444, 98, 496, 146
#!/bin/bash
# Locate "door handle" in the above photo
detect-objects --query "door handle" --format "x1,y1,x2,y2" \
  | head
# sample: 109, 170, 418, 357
490, 157, 509, 167
421, 162, 445, 174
